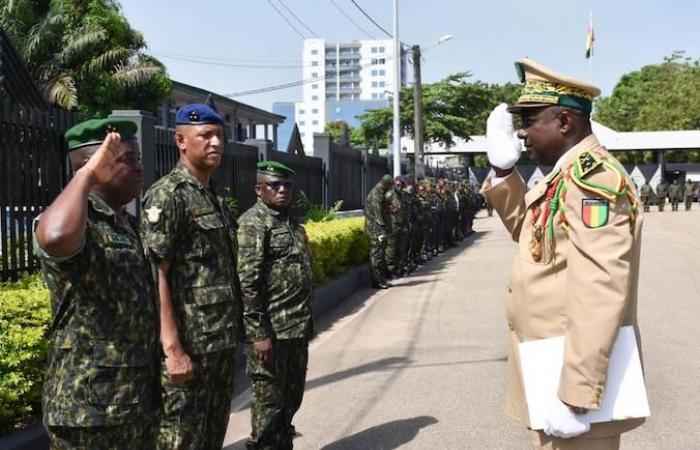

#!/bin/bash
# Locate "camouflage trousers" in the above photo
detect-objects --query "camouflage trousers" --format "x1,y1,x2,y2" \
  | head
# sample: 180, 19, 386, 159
47, 423, 153, 450
386, 227, 408, 274
246, 338, 308, 450
641, 196, 651, 212
658, 198, 666, 211
685, 198, 693, 210
156, 348, 236, 450
368, 235, 388, 284
671, 198, 680, 211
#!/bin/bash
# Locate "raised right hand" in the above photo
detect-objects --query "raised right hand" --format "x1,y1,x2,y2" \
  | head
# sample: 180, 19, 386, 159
486, 103, 521, 170
79, 131, 123, 185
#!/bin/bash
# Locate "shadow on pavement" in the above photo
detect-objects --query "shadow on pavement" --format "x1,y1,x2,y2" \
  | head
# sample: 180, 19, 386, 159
305, 356, 409, 391
319, 416, 439, 450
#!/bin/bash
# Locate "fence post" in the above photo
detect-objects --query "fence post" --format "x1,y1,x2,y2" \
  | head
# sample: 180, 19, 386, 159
245, 138, 272, 162
361, 148, 369, 205
109, 110, 156, 188
313, 133, 331, 208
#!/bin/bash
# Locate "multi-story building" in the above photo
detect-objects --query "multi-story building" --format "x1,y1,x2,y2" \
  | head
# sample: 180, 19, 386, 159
277, 38, 408, 154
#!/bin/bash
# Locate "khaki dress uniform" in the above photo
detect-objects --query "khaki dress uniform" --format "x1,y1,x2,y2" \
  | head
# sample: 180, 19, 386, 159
485, 134, 645, 449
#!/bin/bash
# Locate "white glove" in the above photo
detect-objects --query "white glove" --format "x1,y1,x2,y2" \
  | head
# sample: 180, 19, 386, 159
543, 399, 591, 439
486, 103, 522, 170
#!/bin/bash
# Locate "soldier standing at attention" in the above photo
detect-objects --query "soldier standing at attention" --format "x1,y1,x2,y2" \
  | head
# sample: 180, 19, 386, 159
238, 161, 314, 450
684, 179, 695, 210
141, 104, 242, 450
639, 181, 653, 212
669, 179, 681, 211
364, 175, 394, 289
656, 179, 668, 212
33, 119, 158, 449
483, 58, 644, 449
385, 176, 408, 277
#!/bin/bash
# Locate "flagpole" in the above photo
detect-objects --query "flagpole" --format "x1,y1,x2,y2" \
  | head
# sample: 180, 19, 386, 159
589, 11, 594, 84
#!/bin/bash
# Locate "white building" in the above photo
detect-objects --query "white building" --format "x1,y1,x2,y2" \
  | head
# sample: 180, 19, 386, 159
294, 38, 408, 153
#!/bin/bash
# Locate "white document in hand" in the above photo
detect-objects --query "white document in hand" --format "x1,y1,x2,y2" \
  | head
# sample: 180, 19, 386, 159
518, 326, 650, 430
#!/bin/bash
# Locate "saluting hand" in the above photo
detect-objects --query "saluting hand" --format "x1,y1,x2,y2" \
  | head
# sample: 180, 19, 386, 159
486, 103, 521, 171
79, 131, 123, 186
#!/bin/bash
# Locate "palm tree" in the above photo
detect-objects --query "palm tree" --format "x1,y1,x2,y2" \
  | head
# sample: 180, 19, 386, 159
0, 0, 169, 112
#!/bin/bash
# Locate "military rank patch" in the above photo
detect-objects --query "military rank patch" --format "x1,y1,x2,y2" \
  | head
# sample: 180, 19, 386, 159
576, 151, 603, 178
582, 199, 609, 228
145, 206, 162, 224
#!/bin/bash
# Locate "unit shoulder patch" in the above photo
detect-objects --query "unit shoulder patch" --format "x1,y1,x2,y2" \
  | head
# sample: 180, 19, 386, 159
581, 199, 609, 228
145, 206, 162, 224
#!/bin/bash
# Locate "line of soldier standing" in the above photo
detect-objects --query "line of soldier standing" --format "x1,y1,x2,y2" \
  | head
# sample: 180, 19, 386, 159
33, 104, 311, 450
364, 174, 482, 289
639, 178, 698, 212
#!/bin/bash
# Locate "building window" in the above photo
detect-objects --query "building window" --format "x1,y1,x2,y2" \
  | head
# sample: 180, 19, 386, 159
379, 69, 386, 76
301, 132, 306, 137
311, 61, 318, 66
379, 58, 386, 64
312, 84, 318, 89
378, 81, 385, 87
299, 121, 306, 126
312, 95, 318, 100
371, 70, 377, 76
371, 93, 378, 99
299, 109, 305, 115
378, 46, 385, 53
371, 46, 377, 53
312, 108, 318, 114
371, 81, 378, 88
312, 72, 318, 78
379, 93, 385, 99
311, 49, 318, 55
312, 120, 319, 125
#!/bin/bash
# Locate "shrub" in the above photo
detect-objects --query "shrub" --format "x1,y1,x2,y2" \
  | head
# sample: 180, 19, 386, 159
0, 274, 51, 433
305, 217, 368, 283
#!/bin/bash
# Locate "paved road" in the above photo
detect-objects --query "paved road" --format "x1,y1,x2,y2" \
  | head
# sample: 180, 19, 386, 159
223, 208, 700, 450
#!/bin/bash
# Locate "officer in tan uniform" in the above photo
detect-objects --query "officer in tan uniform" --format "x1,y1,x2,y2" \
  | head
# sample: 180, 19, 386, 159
482, 58, 645, 450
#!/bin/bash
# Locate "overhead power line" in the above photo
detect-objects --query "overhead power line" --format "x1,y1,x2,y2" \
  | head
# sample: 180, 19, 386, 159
328, 0, 375, 39
349, 0, 392, 38
267, 0, 306, 39
151, 53, 308, 69
224, 54, 396, 97
150, 52, 304, 64
278, 0, 319, 38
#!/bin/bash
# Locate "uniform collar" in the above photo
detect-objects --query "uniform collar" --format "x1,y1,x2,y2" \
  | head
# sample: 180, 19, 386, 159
89, 192, 116, 217
173, 161, 209, 191
257, 198, 287, 218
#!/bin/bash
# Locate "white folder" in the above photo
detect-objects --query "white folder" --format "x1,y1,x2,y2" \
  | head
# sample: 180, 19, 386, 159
518, 326, 650, 430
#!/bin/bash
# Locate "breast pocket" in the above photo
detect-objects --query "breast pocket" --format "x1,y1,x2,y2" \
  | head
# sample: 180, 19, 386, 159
269, 228, 292, 258
88, 340, 148, 406
191, 212, 227, 258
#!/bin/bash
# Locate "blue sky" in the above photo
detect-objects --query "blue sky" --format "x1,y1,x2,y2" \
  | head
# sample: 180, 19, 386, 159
120, 0, 700, 112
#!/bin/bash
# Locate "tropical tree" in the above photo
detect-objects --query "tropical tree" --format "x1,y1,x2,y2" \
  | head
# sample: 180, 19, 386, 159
357, 73, 520, 149
0, 0, 170, 115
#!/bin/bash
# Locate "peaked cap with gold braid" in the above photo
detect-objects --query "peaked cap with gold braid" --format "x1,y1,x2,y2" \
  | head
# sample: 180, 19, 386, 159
508, 58, 601, 114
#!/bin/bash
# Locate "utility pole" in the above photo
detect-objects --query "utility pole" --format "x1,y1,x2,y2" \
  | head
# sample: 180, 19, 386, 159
392, 0, 401, 177
412, 44, 424, 180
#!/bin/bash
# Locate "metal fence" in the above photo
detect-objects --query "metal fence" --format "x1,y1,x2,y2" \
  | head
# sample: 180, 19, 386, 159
0, 101, 81, 281
267, 149, 324, 206
328, 143, 364, 210
365, 152, 389, 198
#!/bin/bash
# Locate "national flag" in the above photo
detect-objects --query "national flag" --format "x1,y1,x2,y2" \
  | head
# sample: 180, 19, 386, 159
585, 16, 595, 59
582, 199, 608, 228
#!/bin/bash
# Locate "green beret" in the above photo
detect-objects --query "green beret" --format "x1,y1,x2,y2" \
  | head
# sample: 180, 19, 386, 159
381, 175, 393, 183
65, 118, 137, 151
256, 160, 295, 178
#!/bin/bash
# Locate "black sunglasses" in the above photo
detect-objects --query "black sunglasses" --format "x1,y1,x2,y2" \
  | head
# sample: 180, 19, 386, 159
263, 180, 295, 191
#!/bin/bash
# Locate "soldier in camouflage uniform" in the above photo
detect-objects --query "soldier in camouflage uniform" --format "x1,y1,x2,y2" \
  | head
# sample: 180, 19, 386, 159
237, 161, 314, 450
141, 104, 242, 450
33, 119, 159, 449
364, 175, 393, 288
441, 180, 458, 248
417, 182, 433, 260
639, 181, 653, 212
404, 182, 422, 270
684, 179, 695, 210
656, 180, 668, 212
385, 176, 409, 276
669, 179, 681, 211
428, 181, 443, 255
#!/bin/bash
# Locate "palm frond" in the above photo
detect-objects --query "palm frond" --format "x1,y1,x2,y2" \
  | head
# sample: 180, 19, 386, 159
112, 62, 164, 87
59, 23, 107, 65
84, 47, 132, 73
23, 10, 65, 61
46, 73, 78, 109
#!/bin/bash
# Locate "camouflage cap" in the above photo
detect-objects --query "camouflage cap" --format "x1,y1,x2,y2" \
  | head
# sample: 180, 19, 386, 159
65, 118, 137, 151
257, 160, 295, 178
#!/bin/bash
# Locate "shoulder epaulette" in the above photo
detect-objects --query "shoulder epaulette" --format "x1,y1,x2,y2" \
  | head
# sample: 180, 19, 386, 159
570, 150, 627, 202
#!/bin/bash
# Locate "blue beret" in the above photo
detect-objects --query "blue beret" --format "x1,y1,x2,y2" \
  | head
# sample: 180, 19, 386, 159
175, 103, 224, 126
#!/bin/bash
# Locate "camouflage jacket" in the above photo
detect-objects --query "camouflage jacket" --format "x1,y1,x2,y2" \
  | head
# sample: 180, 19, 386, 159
237, 199, 314, 342
656, 183, 668, 197
684, 183, 695, 197
364, 186, 389, 236
34, 193, 159, 427
668, 183, 681, 199
640, 184, 652, 198
141, 162, 242, 355
386, 189, 407, 228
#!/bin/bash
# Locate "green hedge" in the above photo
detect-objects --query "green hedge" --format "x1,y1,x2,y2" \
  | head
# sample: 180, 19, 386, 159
0, 217, 369, 434
305, 216, 369, 283
0, 274, 50, 434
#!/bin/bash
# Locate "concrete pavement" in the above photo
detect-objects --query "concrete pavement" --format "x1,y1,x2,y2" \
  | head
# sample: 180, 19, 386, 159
223, 208, 700, 450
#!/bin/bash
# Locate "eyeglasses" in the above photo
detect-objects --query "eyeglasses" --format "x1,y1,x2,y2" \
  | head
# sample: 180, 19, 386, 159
263, 180, 295, 191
